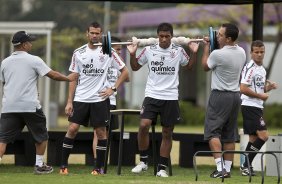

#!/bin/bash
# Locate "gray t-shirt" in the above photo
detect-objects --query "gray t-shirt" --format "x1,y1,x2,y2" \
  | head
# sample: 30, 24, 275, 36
207, 45, 246, 92
0, 51, 51, 112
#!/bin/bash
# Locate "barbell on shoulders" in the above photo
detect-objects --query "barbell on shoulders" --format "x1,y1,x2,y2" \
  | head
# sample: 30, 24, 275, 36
94, 27, 218, 57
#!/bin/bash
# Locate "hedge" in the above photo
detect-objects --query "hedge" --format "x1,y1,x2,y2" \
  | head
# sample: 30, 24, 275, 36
124, 101, 282, 128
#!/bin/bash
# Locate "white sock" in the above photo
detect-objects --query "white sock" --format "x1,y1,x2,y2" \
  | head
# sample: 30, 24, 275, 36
35, 155, 44, 167
0, 156, 2, 162
224, 160, 232, 172
215, 158, 225, 171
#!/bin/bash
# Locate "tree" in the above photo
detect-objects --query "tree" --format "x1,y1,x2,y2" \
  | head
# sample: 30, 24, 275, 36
0, 0, 23, 20
178, 4, 282, 79
264, 3, 282, 79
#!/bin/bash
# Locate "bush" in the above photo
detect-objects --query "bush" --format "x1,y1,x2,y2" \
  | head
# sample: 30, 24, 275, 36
263, 104, 282, 127
124, 101, 282, 128
179, 101, 205, 126
179, 102, 282, 128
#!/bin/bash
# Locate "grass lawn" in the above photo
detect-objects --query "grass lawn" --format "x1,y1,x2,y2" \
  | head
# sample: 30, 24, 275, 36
1, 116, 281, 183
0, 164, 279, 184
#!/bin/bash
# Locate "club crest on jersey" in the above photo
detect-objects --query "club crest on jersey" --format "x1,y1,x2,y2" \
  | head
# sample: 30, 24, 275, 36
260, 117, 265, 126
170, 51, 176, 58
99, 55, 105, 62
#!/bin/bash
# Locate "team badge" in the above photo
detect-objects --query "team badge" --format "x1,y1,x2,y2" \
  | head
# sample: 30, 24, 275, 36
99, 55, 105, 62
260, 117, 265, 126
170, 51, 175, 58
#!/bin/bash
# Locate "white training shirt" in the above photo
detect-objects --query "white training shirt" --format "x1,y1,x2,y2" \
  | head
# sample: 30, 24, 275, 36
137, 43, 189, 100
0, 51, 51, 112
70, 44, 125, 103
107, 62, 120, 106
240, 60, 266, 108
207, 45, 246, 92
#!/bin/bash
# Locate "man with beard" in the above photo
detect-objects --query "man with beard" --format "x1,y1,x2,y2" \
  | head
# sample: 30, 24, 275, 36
59, 22, 129, 175
201, 23, 246, 178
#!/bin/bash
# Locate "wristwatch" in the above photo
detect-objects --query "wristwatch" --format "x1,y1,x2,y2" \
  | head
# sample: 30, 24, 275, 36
111, 86, 117, 92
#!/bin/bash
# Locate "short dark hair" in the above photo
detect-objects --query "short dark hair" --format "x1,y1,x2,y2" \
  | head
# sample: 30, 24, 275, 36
157, 22, 173, 36
251, 40, 264, 51
111, 36, 121, 43
88, 22, 102, 32
221, 23, 239, 41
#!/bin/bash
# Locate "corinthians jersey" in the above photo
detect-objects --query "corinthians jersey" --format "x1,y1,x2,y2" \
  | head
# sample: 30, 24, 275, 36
107, 64, 120, 106
69, 44, 125, 102
241, 59, 266, 108
137, 43, 190, 100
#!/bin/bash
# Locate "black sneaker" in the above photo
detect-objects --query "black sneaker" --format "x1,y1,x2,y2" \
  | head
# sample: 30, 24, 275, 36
91, 168, 104, 175
34, 163, 53, 174
210, 169, 231, 178
240, 165, 256, 176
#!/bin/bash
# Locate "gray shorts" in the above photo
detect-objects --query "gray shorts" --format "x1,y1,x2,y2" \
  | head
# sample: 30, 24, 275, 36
0, 108, 48, 144
204, 90, 241, 142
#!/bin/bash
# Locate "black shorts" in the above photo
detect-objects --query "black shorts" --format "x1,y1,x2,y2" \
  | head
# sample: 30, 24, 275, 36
68, 99, 110, 128
204, 90, 241, 142
241, 105, 267, 135
140, 97, 180, 127
0, 108, 48, 143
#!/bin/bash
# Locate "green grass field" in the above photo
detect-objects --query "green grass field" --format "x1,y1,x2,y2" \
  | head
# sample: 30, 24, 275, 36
1, 118, 281, 184
0, 164, 279, 184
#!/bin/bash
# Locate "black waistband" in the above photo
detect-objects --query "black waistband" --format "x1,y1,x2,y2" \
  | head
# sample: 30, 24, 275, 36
212, 89, 239, 93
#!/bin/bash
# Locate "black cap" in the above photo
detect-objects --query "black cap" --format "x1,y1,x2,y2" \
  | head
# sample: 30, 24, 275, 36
12, 31, 36, 46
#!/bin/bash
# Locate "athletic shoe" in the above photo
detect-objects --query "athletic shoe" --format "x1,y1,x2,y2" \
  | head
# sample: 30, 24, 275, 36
240, 165, 256, 176
59, 167, 69, 175
210, 169, 231, 178
156, 169, 168, 177
225, 172, 231, 178
91, 168, 104, 175
131, 161, 148, 173
34, 163, 53, 174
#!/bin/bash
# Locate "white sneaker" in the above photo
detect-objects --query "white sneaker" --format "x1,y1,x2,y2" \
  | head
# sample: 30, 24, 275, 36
131, 161, 148, 173
156, 170, 168, 177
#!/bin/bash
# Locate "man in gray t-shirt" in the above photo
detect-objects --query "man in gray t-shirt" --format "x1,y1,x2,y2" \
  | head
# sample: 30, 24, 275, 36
0, 31, 75, 174
201, 23, 246, 178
